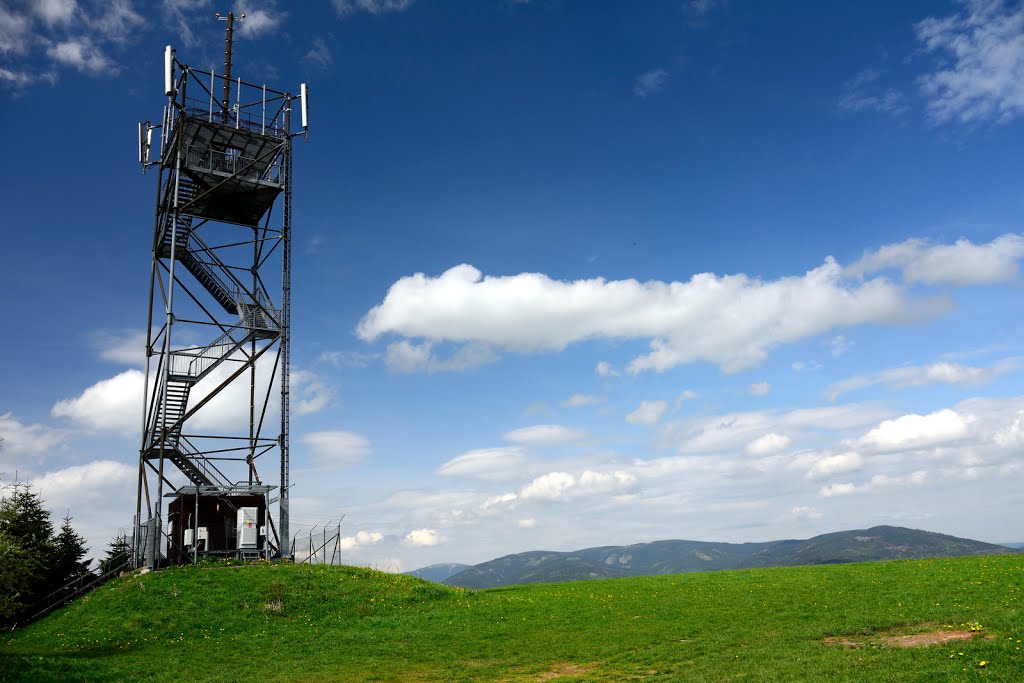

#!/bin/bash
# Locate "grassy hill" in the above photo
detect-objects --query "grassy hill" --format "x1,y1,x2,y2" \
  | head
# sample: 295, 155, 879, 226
2, 554, 1023, 681
446, 526, 1015, 588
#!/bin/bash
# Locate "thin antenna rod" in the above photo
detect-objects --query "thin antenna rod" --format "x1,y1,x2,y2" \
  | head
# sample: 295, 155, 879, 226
217, 11, 244, 121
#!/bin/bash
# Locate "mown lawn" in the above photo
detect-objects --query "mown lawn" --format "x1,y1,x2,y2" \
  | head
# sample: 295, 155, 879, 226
1, 554, 1022, 682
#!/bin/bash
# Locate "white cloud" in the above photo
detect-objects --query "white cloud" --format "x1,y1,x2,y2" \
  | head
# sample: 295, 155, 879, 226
917, 0, 1024, 124
818, 482, 857, 497
480, 492, 518, 511
503, 424, 584, 446
519, 469, 635, 501
234, 4, 284, 38
385, 339, 497, 373
806, 451, 863, 480
300, 430, 371, 465
0, 6, 32, 55
403, 527, 440, 547
93, 329, 146, 365
517, 517, 536, 528
35, 0, 77, 26
46, 39, 113, 74
789, 506, 823, 521
304, 36, 332, 70
677, 389, 698, 402
31, 460, 135, 510
626, 400, 668, 426
827, 358, 1020, 401
562, 393, 604, 408
520, 471, 575, 500
748, 382, 771, 396
339, 530, 383, 551
859, 409, 971, 452
357, 258, 923, 374
436, 447, 525, 479
0, 413, 66, 464
89, 0, 143, 43
595, 361, 619, 377
847, 234, 1024, 285
634, 68, 669, 98
745, 432, 791, 456
291, 370, 333, 415
818, 470, 927, 497
51, 369, 142, 434
333, 0, 415, 17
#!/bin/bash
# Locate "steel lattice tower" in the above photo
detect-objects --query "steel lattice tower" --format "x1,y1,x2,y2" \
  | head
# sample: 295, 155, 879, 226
134, 17, 308, 568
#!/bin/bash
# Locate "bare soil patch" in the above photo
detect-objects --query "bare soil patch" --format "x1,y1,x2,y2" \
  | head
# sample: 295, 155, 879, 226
824, 627, 979, 649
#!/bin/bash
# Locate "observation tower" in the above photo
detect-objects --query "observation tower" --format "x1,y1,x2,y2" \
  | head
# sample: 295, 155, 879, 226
134, 14, 308, 568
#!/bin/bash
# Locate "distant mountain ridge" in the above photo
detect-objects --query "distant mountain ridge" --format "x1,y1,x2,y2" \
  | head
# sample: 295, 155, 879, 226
444, 526, 1016, 588
405, 563, 472, 583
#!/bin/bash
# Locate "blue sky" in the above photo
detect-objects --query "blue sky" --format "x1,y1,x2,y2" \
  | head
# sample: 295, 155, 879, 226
3, 0, 1024, 571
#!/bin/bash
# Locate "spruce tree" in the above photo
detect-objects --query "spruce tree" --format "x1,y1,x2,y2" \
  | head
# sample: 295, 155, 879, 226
0, 483, 54, 605
50, 515, 91, 592
100, 533, 131, 575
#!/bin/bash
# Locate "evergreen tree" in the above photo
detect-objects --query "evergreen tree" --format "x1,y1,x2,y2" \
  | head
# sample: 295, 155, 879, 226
0, 528, 41, 624
0, 482, 55, 557
50, 515, 92, 592
0, 482, 54, 606
99, 533, 131, 575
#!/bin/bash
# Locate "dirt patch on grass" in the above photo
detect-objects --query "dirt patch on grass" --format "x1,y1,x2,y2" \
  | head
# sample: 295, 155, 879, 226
824, 627, 981, 649
537, 663, 597, 680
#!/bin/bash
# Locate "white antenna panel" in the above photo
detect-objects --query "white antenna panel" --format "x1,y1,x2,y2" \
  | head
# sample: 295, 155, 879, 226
300, 83, 308, 128
164, 45, 174, 96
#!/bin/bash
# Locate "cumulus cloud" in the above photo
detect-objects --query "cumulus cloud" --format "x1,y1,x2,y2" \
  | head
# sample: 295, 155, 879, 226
403, 528, 440, 546
51, 369, 143, 434
917, 0, 1024, 124
31, 459, 135, 509
520, 470, 636, 501
520, 471, 575, 500
634, 68, 669, 98
847, 234, 1024, 285
357, 258, 925, 375
46, 38, 112, 74
626, 400, 668, 426
503, 424, 584, 446
233, 3, 285, 38
595, 361, 619, 377
339, 530, 383, 551
300, 430, 371, 464
827, 358, 1021, 401
859, 409, 972, 452
745, 432, 791, 456
436, 447, 525, 479
806, 451, 863, 480
35, 0, 77, 26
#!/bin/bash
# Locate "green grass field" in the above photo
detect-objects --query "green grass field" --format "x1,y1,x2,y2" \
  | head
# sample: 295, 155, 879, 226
2, 554, 1022, 682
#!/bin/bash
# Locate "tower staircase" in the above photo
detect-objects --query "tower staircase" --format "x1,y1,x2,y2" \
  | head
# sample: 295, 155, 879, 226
147, 174, 282, 488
